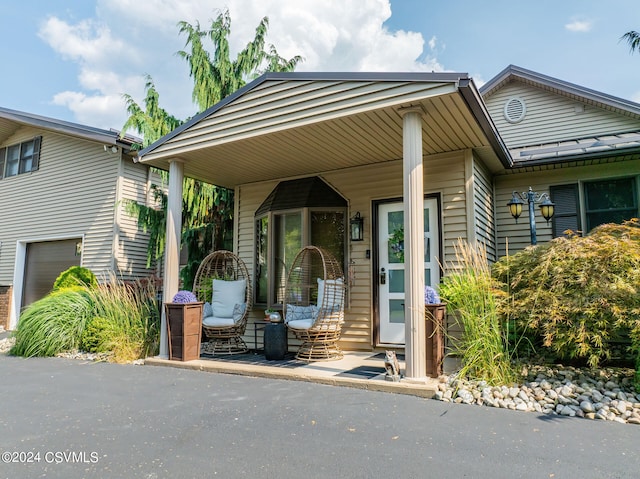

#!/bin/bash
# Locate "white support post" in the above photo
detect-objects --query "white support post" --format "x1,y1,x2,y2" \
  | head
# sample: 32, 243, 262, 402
160, 159, 184, 358
399, 106, 426, 380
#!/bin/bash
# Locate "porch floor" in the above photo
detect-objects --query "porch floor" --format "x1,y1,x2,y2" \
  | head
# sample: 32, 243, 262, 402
145, 348, 440, 398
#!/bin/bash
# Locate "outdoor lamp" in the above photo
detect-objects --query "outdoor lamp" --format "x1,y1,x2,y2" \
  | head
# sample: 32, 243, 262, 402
507, 193, 525, 221
539, 197, 555, 223
350, 212, 364, 241
507, 187, 555, 245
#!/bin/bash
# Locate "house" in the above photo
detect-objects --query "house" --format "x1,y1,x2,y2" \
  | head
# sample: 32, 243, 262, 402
482, 65, 640, 255
136, 68, 640, 378
0, 107, 160, 330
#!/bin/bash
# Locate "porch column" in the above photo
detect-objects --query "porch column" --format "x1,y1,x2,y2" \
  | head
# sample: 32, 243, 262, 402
160, 159, 184, 357
399, 106, 426, 380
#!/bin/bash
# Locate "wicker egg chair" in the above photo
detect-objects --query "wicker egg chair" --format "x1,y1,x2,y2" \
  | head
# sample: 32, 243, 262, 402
192, 250, 252, 355
284, 246, 346, 361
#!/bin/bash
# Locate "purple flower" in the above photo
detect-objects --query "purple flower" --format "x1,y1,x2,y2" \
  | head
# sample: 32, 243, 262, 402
172, 290, 198, 303
424, 286, 441, 305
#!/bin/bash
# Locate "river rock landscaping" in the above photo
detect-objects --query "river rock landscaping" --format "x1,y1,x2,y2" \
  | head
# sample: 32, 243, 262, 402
435, 364, 640, 425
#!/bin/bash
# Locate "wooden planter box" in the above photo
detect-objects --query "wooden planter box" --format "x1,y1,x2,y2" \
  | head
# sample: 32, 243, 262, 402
165, 302, 203, 361
425, 303, 446, 378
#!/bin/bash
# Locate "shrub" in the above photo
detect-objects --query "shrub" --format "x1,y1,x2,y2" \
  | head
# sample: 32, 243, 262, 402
493, 219, 640, 367
53, 266, 98, 291
81, 316, 119, 353
11, 289, 94, 357
439, 240, 516, 385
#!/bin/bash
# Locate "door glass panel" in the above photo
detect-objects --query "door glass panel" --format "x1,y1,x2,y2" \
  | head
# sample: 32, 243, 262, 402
424, 208, 430, 232
387, 210, 404, 264
389, 300, 405, 324
424, 268, 431, 287
388, 269, 404, 293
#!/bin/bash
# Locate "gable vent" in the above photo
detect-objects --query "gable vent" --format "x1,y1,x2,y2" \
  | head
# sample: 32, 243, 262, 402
504, 97, 526, 123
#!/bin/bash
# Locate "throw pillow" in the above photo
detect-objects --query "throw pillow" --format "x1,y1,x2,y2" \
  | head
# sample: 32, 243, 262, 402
317, 277, 345, 308
212, 279, 246, 318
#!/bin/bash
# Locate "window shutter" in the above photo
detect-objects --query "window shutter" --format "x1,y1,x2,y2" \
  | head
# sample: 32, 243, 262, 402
31, 136, 42, 171
0, 147, 5, 179
550, 184, 580, 237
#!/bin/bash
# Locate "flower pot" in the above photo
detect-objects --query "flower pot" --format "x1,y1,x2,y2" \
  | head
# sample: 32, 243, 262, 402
165, 302, 203, 361
425, 303, 446, 378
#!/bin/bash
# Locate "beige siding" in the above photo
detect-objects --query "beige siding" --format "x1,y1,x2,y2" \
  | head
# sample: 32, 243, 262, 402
485, 82, 640, 149
150, 79, 457, 159
494, 158, 640, 256
472, 156, 496, 261
115, 160, 158, 279
0, 127, 119, 283
236, 150, 469, 350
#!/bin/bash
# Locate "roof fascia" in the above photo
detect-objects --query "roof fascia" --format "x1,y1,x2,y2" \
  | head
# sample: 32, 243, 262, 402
0, 106, 136, 148
512, 146, 640, 169
480, 65, 640, 116
458, 78, 513, 168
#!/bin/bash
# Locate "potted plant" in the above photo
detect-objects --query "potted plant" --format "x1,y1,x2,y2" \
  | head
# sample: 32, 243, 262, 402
264, 308, 281, 322
165, 290, 203, 361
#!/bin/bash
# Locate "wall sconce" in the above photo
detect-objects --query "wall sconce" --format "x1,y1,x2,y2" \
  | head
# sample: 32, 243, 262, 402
350, 212, 364, 241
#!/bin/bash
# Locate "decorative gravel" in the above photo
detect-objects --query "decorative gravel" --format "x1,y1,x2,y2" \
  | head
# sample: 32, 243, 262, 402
435, 365, 640, 425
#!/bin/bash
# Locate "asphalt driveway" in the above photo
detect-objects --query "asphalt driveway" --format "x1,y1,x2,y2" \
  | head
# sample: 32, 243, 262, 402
1, 354, 639, 479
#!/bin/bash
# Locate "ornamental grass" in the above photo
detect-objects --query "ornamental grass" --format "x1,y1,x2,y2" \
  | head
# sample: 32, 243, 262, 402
11, 288, 94, 357
439, 240, 516, 385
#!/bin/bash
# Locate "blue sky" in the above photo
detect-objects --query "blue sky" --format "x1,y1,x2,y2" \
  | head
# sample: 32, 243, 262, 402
1, 0, 639, 133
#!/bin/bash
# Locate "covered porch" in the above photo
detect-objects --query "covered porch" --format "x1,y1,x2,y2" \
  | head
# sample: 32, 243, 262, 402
136, 72, 511, 380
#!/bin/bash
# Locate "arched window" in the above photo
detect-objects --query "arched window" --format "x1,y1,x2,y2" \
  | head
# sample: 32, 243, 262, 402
255, 177, 347, 307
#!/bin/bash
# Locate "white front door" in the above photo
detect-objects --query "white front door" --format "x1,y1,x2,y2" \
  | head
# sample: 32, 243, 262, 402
377, 199, 439, 345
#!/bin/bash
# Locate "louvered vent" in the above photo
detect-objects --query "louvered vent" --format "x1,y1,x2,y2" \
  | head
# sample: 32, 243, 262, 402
503, 97, 526, 123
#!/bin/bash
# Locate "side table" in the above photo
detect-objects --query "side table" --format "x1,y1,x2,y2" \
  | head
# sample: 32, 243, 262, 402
264, 322, 288, 360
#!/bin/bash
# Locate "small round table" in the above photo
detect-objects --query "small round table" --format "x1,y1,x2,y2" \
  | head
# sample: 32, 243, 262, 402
264, 322, 287, 360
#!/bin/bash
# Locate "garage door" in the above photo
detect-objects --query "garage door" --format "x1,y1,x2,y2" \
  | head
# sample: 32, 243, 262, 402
22, 239, 82, 307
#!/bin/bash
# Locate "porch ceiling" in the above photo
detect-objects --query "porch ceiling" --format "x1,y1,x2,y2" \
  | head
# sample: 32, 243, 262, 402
137, 74, 511, 188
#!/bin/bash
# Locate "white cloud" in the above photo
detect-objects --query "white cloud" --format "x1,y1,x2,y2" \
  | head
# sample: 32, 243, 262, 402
38, 0, 438, 130
565, 19, 593, 33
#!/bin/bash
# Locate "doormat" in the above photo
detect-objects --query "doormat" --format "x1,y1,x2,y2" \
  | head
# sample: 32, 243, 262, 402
200, 350, 300, 368
335, 365, 386, 379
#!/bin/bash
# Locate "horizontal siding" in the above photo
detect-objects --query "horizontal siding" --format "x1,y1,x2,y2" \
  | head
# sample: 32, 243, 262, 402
156, 80, 457, 155
473, 157, 496, 261
494, 158, 640, 256
236, 150, 469, 349
485, 82, 640, 149
116, 161, 158, 279
0, 127, 119, 283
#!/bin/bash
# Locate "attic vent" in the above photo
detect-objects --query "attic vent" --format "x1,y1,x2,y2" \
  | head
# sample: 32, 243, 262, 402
504, 97, 526, 124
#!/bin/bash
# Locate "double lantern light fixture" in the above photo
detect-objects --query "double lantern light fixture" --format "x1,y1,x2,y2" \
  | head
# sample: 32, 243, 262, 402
507, 187, 555, 245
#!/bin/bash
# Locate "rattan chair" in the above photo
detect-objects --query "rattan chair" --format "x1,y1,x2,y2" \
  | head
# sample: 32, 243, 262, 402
284, 246, 346, 361
193, 250, 252, 355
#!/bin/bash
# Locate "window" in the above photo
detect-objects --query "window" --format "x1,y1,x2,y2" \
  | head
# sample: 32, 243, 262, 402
255, 177, 347, 307
551, 177, 638, 237
584, 178, 637, 231
0, 137, 42, 179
